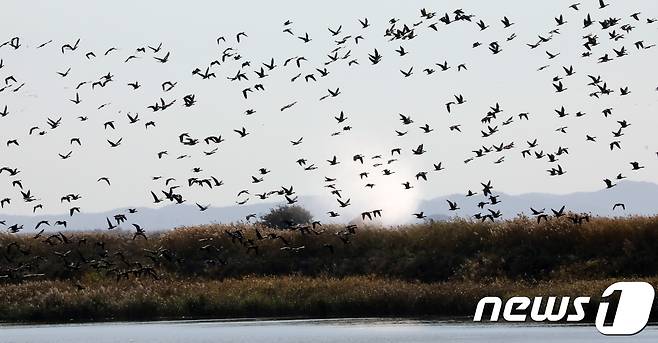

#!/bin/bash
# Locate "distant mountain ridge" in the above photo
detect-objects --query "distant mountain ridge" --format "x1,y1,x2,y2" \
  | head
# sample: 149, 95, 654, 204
418, 180, 658, 219
1, 181, 656, 230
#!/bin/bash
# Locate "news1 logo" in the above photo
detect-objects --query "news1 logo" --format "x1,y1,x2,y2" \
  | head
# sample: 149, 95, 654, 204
473, 282, 655, 335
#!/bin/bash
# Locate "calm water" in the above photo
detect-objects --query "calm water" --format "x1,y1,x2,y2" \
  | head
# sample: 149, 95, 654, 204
0, 319, 654, 343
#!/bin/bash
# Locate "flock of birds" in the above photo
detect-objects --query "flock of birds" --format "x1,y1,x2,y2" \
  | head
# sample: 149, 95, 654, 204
0, 1, 656, 280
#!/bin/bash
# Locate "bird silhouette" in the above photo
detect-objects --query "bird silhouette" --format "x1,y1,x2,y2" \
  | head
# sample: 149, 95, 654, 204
0, 2, 652, 267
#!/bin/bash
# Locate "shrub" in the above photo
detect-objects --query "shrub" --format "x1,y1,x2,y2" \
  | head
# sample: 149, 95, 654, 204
260, 205, 313, 229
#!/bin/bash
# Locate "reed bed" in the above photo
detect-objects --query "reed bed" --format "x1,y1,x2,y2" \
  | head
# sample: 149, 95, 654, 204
1, 216, 657, 322
1, 275, 655, 323
1, 215, 657, 282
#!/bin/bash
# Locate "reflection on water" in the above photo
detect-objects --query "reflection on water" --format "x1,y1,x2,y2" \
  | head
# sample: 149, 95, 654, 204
0, 318, 655, 343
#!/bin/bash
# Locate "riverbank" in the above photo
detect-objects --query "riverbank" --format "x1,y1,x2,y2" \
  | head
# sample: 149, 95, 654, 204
0, 275, 656, 323
2, 216, 658, 322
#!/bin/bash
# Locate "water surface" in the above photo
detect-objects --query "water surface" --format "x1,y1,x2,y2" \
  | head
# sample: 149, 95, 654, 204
0, 318, 653, 342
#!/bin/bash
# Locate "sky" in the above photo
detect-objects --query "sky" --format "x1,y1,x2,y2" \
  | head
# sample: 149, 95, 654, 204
0, 0, 657, 224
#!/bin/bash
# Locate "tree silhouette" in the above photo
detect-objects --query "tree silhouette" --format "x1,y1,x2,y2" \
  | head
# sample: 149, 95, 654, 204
261, 205, 312, 229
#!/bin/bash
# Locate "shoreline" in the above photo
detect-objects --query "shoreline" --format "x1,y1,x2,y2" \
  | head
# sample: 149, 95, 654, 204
2, 218, 658, 324
0, 317, 472, 327
0, 316, 654, 328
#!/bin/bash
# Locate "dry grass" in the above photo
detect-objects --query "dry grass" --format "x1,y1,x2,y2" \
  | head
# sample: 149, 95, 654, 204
0, 275, 655, 323
1, 216, 657, 322
2, 215, 658, 282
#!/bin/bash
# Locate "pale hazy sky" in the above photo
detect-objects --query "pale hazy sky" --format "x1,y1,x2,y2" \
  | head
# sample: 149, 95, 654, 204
0, 0, 657, 223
